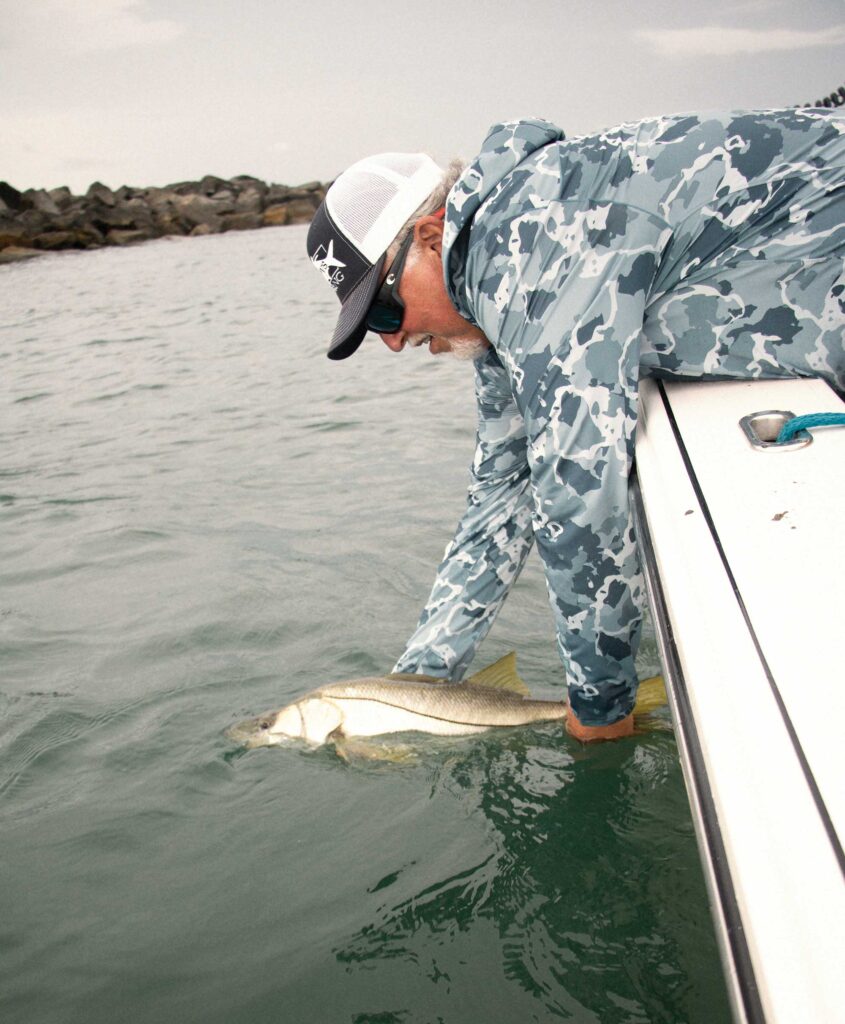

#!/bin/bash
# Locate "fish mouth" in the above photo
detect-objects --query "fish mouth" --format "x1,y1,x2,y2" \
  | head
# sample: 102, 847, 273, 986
225, 716, 281, 749
224, 725, 259, 748
225, 729, 279, 750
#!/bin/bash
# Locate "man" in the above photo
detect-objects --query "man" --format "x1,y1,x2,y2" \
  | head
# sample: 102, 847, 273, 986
307, 110, 845, 741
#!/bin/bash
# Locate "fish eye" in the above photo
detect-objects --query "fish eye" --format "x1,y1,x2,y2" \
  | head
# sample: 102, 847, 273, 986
260, 720, 270, 730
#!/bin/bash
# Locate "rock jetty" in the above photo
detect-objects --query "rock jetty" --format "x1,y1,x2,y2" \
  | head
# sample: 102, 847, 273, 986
0, 175, 328, 263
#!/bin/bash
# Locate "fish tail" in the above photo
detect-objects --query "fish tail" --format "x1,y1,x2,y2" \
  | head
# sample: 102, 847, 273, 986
634, 675, 668, 715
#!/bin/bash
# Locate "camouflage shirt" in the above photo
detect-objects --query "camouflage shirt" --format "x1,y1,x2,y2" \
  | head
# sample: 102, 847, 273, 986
394, 111, 845, 725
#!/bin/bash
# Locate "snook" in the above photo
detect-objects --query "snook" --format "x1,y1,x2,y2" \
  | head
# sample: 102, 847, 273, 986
226, 652, 567, 749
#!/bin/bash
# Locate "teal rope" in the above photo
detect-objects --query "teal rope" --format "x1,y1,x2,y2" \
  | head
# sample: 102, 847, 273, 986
776, 412, 845, 443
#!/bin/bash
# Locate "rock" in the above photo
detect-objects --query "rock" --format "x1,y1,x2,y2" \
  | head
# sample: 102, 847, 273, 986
285, 187, 320, 201
266, 184, 292, 204
32, 230, 78, 250
23, 189, 62, 216
175, 194, 224, 231
0, 228, 28, 249
199, 175, 230, 196
0, 182, 26, 211
105, 228, 155, 246
143, 186, 180, 209
234, 189, 263, 214
78, 193, 152, 232
119, 198, 156, 230
18, 209, 50, 235
1, 172, 329, 256
231, 175, 267, 196
0, 246, 43, 263
164, 179, 203, 196
220, 211, 263, 232
72, 225, 106, 248
86, 181, 116, 207
54, 203, 95, 231
152, 210, 186, 235
86, 202, 140, 232
48, 186, 74, 211
284, 197, 319, 224
262, 204, 289, 227
208, 189, 236, 213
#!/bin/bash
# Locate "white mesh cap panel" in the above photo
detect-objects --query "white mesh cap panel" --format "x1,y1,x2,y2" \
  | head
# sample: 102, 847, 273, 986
381, 153, 438, 177
326, 152, 444, 263
329, 170, 399, 249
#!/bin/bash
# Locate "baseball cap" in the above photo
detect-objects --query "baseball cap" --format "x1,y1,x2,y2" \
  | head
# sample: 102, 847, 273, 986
307, 152, 444, 359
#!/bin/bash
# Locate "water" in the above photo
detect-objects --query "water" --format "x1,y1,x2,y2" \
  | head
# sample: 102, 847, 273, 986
0, 227, 731, 1023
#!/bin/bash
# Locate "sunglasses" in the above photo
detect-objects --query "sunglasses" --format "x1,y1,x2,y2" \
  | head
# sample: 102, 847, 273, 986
364, 230, 415, 335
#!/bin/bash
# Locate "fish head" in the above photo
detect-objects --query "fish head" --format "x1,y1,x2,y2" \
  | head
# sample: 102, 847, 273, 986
225, 704, 303, 748
226, 697, 343, 748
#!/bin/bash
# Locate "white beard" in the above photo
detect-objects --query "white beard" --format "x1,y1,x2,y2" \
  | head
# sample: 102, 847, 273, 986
406, 333, 490, 362
447, 336, 491, 362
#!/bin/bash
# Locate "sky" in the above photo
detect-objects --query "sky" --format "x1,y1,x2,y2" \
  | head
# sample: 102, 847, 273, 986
2, 0, 844, 193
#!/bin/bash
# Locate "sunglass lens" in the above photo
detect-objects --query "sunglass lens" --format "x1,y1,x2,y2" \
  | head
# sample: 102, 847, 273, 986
366, 302, 402, 334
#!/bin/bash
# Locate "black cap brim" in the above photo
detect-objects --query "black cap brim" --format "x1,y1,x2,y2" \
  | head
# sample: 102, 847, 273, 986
326, 253, 386, 360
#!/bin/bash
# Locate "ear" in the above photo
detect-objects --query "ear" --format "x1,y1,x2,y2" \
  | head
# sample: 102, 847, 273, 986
414, 216, 444, 256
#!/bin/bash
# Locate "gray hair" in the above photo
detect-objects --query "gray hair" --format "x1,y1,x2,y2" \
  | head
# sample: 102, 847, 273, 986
385, 157, 465, 262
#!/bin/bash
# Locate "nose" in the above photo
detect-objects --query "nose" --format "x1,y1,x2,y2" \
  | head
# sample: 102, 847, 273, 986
379, 332, 405, 353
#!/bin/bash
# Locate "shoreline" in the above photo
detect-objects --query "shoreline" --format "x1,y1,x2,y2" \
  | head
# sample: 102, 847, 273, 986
0, 175, 327, 264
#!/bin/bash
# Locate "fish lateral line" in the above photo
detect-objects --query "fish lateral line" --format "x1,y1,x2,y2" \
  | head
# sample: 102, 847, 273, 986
317, 690, 567, 727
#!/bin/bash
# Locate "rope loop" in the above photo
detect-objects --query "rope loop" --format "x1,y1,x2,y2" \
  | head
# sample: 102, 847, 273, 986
776, 412, 845, 444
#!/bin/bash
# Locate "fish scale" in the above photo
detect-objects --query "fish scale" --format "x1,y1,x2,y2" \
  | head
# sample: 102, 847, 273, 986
316, 680, 566, 727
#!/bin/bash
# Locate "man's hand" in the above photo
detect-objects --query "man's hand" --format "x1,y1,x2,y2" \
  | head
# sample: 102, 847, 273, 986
565, 706, 634, 742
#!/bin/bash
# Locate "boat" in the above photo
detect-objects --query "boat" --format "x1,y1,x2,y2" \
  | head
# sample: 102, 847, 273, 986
632, 376, 845, 1024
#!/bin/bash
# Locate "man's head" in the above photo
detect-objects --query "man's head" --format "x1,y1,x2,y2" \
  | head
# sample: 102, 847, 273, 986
306, 152, 489, 362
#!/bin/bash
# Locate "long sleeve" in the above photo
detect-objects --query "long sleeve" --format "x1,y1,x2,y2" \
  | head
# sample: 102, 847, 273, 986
392, 350, 535, 679
466, 198, 671, 725
424, 111, 845, 724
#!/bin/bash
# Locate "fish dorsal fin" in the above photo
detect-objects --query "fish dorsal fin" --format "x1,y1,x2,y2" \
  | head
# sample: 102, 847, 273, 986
633, 674, 668, 715
465, 652, 528, 696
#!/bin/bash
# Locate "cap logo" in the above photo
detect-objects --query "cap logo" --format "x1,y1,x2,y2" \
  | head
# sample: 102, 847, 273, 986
311, 240, 346, 290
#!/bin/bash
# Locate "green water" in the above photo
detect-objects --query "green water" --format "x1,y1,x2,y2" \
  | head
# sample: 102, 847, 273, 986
0, 227, 730, 1023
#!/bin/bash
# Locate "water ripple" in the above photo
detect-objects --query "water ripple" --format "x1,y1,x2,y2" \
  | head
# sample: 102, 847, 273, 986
0, 226, 728, 1024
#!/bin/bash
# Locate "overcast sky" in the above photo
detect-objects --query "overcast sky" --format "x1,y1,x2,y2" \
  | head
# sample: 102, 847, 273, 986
3, 0, 844, 193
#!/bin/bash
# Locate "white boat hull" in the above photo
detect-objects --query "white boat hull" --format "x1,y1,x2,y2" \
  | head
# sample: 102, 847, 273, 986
633, 377, 845, 1024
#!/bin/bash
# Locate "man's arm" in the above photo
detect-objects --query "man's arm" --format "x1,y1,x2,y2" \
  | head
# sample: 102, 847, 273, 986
467, 196, 670, 729
392, 350, 534, 679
